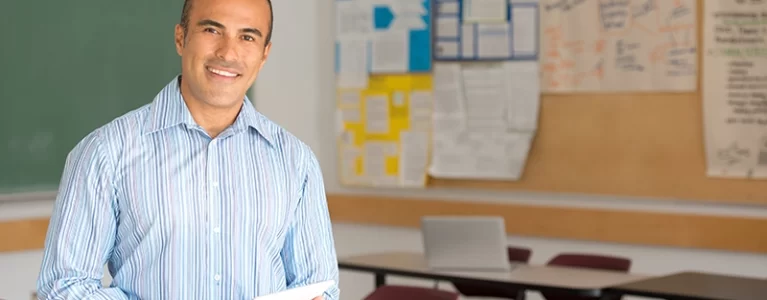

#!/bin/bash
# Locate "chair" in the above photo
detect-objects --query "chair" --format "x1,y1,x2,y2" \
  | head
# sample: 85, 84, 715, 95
450, 246, 533, 300
363, 285, 460, 300
541, 253, 632, 300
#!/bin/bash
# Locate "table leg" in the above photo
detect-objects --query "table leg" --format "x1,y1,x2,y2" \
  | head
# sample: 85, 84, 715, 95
516, 290, 526, 300
374, 273, 386, 287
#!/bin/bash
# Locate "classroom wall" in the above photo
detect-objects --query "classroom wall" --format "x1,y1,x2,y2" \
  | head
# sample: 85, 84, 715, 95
2, 0, 767, 299
253, 0, 767, 297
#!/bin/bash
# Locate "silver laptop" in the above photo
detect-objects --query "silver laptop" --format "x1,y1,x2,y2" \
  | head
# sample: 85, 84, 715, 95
421, 216, 512, 271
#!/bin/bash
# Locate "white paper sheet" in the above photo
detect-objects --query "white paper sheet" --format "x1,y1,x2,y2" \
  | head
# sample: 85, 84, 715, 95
429, 61, 540, 180
363, 142, 390, 180
506, 61, 540, 132
336, 38, 369, 89
463, 0, 509, 23
540, 0, 698, 92
335, 1, 371, 88
338, 90, 361, 107
461, 62, 509, 132
371, 31, 410, 74
433, 63, 465, 116
400, 130, 430, 186
430, 132, 534, 180
364, 95, 390, 134
255, 280, 334, 300
409, 91, 433, 131
475, 24, 512, 59
437, 17, 460, 38
437, 1, 460, 15
510, 5, 537, 56
703, 0, 767, 179
336, 2, 372, 37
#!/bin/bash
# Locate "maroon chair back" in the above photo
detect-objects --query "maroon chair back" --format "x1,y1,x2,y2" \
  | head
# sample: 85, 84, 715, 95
450, 246, 533, 299
542, 253, 632, 300
364, 285, 460, 300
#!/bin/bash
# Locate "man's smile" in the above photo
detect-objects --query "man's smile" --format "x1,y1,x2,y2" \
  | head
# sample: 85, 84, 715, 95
206, 66, 240, 78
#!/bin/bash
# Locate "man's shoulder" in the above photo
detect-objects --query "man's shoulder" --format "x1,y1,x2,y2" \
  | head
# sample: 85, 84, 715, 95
252, 111, 318, 164
94, 103, 152, 141
70, 103, 152, 158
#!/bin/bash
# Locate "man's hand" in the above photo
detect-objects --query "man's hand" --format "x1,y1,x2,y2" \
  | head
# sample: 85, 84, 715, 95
312, 297, 324, 300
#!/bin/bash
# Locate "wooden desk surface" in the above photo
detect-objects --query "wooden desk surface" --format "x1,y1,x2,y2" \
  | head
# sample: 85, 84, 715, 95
605, 271, 767, 300
338, 252, 648, 297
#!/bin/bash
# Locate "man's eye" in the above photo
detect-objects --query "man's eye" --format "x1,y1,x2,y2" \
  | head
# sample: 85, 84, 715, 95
204, 28, 218, 34
242, 35, 255, 41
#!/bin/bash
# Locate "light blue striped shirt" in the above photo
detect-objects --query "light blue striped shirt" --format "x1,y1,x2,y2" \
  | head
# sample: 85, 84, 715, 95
37, 76, 340, 300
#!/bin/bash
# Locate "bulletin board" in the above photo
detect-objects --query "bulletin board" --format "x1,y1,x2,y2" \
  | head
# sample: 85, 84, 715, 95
425, 0, 767, 206
428, 91, 767, 205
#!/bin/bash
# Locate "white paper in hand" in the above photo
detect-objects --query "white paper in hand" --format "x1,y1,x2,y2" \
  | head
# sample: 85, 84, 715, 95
254, 280, 335, 300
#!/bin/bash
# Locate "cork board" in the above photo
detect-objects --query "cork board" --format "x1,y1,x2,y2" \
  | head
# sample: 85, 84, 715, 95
428, 0, 767, 205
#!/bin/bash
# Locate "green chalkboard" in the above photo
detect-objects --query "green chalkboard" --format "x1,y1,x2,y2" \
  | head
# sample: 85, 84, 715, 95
0, 1, 184, 193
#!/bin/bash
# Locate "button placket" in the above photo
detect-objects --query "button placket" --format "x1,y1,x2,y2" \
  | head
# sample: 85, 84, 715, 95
207, 139, 222, 288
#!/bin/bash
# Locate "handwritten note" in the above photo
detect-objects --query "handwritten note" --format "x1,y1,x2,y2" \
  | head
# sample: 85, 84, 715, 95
540, 0, 698, 92
703, 0, 767, 179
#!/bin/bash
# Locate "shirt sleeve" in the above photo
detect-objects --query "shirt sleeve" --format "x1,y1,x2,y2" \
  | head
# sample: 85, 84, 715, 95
36, 130, 129, 300
280, 149, 340, 300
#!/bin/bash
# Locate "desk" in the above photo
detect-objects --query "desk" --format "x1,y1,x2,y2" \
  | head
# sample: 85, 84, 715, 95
605, 271, 767, 300
338, 252, 647, 298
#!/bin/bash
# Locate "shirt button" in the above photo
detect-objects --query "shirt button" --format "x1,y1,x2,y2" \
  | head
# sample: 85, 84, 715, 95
212, 182, 219, 188
214, 274, 221, 281
213, 227, 221, 233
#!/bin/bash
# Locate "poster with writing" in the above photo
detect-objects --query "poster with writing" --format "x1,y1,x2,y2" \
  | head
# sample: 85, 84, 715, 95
703, 0, 767, 179
540, 0, 698, 92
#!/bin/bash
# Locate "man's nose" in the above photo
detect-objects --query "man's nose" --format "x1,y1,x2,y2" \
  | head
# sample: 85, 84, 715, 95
215, 37, 238, 62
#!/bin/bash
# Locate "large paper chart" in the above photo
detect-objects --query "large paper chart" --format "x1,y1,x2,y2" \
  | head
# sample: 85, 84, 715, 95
428, 61, 539, 180
540, 0, 698, 92
703, 0, 767, 179
336, 74, 433, 187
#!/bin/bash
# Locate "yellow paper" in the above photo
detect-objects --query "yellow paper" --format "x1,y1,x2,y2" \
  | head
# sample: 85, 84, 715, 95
336, 74, 433, 188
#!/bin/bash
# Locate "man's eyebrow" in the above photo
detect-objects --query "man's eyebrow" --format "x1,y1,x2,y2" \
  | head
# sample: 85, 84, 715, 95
196, 19, 262, 38
241, 28, 263, 37
197, 19, 225, 29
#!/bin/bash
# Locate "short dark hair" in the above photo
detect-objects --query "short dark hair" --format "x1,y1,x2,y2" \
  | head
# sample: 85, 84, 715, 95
179, 0, 273, 45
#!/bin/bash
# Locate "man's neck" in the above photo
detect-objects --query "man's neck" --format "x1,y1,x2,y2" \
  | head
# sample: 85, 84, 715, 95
179, 78, 242, 139
186, 101, 242, 138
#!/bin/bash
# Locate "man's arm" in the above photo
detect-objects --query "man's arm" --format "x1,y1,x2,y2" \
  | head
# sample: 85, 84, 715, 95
280, 151, 340, 300
36, 130, 128, 299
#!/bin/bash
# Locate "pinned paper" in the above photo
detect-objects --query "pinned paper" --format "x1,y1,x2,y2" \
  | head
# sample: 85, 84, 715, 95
462, 0, 508, 23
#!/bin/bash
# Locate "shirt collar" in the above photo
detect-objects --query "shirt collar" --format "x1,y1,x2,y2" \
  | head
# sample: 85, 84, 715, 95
142, 75, 274, 145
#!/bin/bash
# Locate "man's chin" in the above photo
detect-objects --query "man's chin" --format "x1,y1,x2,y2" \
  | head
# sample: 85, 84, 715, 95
202, 92, 246, 107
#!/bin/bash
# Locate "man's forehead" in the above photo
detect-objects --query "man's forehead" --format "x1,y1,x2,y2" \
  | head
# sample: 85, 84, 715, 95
190, 0, 270, 25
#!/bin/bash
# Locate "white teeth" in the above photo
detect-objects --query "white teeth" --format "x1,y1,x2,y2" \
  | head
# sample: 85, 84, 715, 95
208, 67, 237, 77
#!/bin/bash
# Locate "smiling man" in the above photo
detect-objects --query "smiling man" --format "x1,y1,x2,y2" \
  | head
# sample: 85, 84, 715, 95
35, 0, 340, 299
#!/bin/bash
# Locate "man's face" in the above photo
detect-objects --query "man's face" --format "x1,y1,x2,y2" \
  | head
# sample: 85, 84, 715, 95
174, 0, 272, 108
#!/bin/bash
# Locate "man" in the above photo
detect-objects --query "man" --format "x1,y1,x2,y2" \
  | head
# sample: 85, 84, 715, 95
36, 0, 340, 299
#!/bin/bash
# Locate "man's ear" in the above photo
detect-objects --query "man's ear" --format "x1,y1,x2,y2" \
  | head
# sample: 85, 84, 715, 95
259, 42, 272, 70
174, 24, 185, 56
